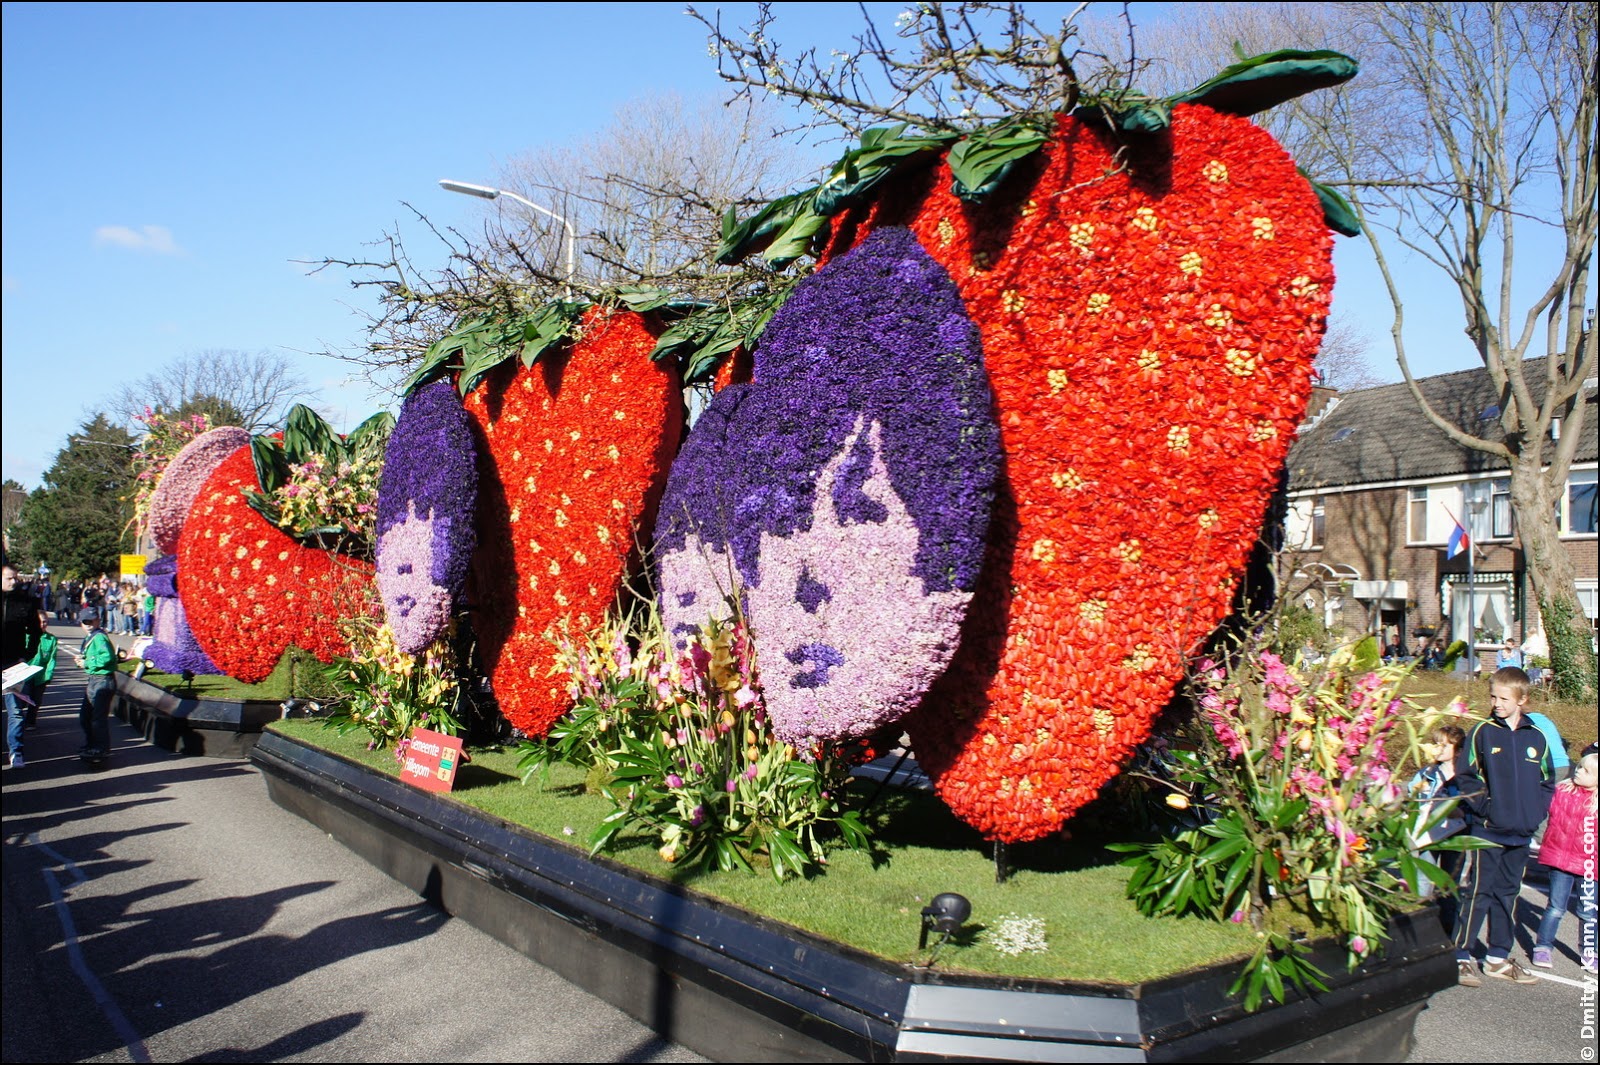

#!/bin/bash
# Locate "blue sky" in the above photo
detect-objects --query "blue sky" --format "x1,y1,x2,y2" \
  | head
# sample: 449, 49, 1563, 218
1, 1, 1506, 488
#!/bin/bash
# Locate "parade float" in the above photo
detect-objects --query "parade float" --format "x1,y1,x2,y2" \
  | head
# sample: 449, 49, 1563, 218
119, 47, 1463, 1061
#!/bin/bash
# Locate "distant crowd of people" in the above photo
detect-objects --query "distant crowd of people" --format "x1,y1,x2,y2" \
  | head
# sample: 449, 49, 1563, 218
9, 570, 154, 636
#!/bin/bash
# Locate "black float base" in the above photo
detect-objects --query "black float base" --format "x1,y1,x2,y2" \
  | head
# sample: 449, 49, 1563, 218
252, 731, 1455, 1063
111, 672, 280, 758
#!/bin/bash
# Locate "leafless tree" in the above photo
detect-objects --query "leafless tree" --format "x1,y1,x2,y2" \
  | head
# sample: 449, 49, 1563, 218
314, 93, 801, 392
108, 349, 314, 433
687, 1, 1130, 138
1314, 313, 1385, 392
496, 92, 804, 290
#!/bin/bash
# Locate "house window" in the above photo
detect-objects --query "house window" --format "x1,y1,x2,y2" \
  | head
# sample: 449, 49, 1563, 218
1408, 487, 1428, 543
1311, 496, 1326, 548
1565, 469, 1597, 535
1463, 480, 1493, 541
1490, 478, 1513, 539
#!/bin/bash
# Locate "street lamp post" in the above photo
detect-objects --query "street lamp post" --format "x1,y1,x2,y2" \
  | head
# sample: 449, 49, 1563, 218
438, 179, 577, 296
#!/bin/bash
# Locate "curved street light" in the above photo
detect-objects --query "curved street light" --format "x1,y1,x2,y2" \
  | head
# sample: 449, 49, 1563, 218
438, 179, 577, 296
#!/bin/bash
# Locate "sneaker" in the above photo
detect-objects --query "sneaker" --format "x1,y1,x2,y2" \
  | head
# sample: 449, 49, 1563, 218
1458, 960, 1483, 987
1482, 957, 1539, 984
1530, 947, 1554, 969
1583, 953, 1597, 975
79, 748, 106, 765
7, 753, 22, 769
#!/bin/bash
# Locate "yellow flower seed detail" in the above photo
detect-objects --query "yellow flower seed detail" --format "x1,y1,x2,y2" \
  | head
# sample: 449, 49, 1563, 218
547, 559, 561, 576
1252, 216, 1275, 240
527, 539, 542, 553
509, 506, 521, 523
1093, 706, 1116, 738
235, 546, 249, 560
1205, 304, 1234, 329
1167, 426, 1191, 452
1017, 777, 1034, 795
1225, 349, 1258, 377
1047, 368, 1069, 395
218, 533, 231, 548
1122, 645, 1156, 673
971, 250, 992, 271
554, 509, 569, 528
1199, 508, 1221, 531
607, 445, 621, 461
572, 550, 588, 565
1289, 275, 1321, 298
1086, 292, 1111, 314
525, 475, 538, 493
936, 217, 956, 246
1069, 222, 1095, 254
1001, 288, 1026, 313
1250, 420, 1280, 442
1115, 539, 1143, 565
251, 557, 262, 570
1131, 206, 1159, 232
595, 524, 611, 544
1078, 598, 1108, 623
983, 732, 999, 748
553, 590, 569, 607
528, 574, 540, 590
569, 429, 582, 441
1137, 349, 1162, 371
1031, 538, 1057, 564
1021, 198, 1038, 217
614, 409, 626, 421
544, 438, 554, 453
1203, 159, 1229, 183
1051, 468, 1085, 491
278, 551, 289, 561
1179, 251, 1203, 277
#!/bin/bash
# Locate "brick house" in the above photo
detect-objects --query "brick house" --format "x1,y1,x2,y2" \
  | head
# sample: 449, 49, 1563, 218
1282, 359, 1597, 659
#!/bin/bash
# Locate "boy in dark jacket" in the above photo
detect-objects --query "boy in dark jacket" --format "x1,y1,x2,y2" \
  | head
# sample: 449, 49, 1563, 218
1452, 666, 1555, 986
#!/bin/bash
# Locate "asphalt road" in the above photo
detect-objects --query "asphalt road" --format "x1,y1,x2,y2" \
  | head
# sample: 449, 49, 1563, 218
2, 632, 704, 1063
3, 627, 1594, 1062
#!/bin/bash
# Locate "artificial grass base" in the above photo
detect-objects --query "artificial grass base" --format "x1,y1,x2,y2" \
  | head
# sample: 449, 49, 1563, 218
267, 719, 1261, 984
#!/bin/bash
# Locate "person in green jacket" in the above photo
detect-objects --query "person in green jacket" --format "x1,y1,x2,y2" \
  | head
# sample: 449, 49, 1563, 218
22, 610, 58, 728
74, 607, 116, 764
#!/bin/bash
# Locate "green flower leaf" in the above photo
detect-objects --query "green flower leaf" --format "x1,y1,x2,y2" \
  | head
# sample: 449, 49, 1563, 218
1173, 49, 1359, 117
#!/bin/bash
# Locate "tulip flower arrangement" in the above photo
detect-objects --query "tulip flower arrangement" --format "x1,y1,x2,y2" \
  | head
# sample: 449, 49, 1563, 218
323, 616, 461, 756
518, 604, 872, 880
1111, 636, 1473, 1010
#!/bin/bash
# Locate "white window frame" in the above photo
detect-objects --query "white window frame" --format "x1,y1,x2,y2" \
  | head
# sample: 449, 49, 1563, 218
1561, 468, 1598, 537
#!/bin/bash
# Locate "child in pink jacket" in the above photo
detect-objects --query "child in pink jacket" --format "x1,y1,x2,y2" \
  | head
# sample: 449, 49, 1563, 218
1531, 751, 1596, 973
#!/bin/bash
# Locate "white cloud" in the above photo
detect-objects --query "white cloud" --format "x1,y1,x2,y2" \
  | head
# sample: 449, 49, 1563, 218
93, 224, 182, 255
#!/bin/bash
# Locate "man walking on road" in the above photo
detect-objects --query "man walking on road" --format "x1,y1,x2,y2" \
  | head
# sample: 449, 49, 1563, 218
3, 561, 43, 768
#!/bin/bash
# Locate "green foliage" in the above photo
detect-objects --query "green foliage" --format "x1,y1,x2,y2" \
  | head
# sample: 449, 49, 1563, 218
645, 281, 798, 385
1172, 48, 1359, 118
10, 414, 137, 578
1540, 593, 1598, 703
1111, 636, 1472, 1010
402, 300, 591, 397
322, 620, 461, 753
245, 404, 393, 555
517, 608, 872, 881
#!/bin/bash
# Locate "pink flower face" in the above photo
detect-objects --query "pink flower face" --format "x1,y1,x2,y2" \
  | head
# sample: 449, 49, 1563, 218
376, 507, 455, 656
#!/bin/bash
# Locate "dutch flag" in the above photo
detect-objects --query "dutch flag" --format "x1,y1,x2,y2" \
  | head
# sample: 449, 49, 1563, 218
1447, 521, 1470, 560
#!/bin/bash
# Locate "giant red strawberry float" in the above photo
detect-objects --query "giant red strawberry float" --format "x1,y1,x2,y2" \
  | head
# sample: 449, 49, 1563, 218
808, 105, 1336, 841
177, 445, 372, 682
463, 308, 683, 736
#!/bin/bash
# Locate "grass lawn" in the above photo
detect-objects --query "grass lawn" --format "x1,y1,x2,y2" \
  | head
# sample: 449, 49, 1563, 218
122, 649, 333, 704
267, 719, 1264, 985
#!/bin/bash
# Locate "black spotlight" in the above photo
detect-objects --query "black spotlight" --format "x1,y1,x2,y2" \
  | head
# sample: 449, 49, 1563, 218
918, 892, 972, 951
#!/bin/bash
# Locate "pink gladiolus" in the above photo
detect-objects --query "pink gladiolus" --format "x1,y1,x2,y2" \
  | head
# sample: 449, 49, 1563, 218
1350, 935, 1367, 955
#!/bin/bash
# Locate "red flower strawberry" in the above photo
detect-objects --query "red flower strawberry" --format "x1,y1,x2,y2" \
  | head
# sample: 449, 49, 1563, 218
464, 308, 683, 737
177, 445, 371, 682
825, 105, 1334, 841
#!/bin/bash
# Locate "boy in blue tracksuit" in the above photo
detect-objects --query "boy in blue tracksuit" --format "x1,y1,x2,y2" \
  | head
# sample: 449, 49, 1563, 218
1452, 666, 1555, 986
